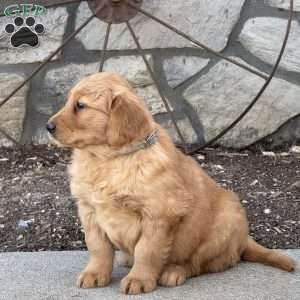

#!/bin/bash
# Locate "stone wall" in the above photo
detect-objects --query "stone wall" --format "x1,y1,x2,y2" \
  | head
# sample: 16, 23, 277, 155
0, 0, 299, 149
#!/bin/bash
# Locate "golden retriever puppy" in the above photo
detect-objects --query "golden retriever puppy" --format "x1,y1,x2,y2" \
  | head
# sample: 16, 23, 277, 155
47, 72, 295, 295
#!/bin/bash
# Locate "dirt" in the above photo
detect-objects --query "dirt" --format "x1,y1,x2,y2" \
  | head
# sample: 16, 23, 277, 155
0, 145, 299, 252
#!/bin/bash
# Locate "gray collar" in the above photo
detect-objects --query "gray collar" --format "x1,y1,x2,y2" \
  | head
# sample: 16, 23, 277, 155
117, 130, 157, 156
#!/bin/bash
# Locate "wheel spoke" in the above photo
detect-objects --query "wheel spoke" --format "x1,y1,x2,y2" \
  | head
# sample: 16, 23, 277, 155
126, 21, 187, 148
99, 22, 112, 72
126, 1, 268, 80
0, 127, 21, 146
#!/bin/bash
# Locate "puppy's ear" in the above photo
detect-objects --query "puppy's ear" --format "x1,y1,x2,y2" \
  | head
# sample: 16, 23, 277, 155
106, 90, 152, 147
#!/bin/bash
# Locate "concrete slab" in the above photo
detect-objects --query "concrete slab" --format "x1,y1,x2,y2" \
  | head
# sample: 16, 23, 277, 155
0, 250, 299, 300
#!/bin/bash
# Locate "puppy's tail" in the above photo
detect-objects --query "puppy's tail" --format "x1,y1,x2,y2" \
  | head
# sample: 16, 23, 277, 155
241, 237, 295, 272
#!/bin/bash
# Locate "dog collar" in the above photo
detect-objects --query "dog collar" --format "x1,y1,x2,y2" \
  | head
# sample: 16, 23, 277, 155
118, 130, 157, 155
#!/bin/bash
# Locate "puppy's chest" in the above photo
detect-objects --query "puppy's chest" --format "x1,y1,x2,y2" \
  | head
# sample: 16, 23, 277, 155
80, 180, 141, 253
70, 158, 143, 252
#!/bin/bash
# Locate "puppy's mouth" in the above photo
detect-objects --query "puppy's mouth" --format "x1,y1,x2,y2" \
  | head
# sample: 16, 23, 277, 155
47, 133, 66, 148
48, 133, 83, 149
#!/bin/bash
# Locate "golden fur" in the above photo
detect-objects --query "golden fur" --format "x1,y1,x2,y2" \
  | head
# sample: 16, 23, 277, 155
48, 72, 295, 294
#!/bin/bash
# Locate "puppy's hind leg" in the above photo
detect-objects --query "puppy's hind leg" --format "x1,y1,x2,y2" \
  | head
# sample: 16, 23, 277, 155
120, 219, 173, 295
76, 202, 114, 289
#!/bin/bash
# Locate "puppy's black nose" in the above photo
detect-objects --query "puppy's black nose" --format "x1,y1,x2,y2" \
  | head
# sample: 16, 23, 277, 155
46, 122, 56, 134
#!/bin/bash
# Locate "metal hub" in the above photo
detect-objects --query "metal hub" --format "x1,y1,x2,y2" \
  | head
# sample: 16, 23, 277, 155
87, 0, 143, 24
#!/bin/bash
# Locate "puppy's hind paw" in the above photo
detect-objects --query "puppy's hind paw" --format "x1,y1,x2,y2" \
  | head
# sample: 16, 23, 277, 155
77, 272, 111, 289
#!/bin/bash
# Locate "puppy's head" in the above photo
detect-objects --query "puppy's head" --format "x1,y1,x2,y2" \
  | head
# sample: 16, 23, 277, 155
47, 72, 153, 149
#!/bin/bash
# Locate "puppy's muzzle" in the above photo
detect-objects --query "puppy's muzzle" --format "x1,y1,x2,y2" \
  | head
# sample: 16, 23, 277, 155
46, 122, 56, 135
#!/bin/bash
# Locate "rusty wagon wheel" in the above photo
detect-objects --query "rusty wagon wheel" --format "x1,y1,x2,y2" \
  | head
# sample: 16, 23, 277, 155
0, 0, 294, 161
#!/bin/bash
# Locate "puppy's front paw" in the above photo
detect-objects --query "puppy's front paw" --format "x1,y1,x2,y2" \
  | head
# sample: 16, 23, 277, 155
120, 275, 156, 294
77, 272, 110, 289
159, 265, 187, 287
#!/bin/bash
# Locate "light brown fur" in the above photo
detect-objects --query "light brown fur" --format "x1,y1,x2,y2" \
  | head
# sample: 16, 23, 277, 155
48, 72, 295, 295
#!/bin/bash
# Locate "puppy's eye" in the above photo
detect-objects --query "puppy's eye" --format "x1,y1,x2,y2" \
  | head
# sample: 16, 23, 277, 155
75, 101, 86, 112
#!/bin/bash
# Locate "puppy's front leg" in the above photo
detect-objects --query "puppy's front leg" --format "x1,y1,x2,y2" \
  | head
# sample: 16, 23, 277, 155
120, 219, 172, 295
77, 202, 114, 289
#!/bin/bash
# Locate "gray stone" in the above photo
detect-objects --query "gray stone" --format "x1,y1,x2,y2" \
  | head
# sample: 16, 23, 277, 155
239, 18, 300, 73
75, 0, 245, 51
163, 56, 210, 88
104, 56, 171, 115
265, 0, 300, 11
42, 62, 101, 115
0, 7, 68, 64
183, 57, 300, 149
0, 73, 28, 146
161, 119, 200, 145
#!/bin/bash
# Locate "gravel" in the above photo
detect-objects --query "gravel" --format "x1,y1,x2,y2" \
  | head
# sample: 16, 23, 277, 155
0, 145, 299, 252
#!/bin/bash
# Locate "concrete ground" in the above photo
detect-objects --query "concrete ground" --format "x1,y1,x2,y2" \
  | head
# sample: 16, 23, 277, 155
0, 250, 299, 300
